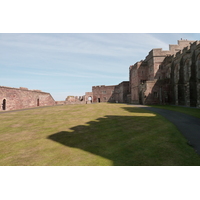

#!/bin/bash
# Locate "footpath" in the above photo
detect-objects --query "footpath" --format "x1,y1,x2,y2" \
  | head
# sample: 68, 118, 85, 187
135, 105, 200, 155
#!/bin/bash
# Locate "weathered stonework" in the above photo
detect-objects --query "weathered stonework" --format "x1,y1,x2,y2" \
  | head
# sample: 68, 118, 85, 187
0, 86, 55, 111
113, 81, 129, 103
85, 92, 93, 104
55, 92, 92, 105
129, 39, 200, 107
92, 85, 116, 103
92, 81, 129, 103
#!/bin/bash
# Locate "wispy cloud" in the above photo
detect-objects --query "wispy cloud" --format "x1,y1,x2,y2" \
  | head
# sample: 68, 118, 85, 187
8, 68, 127, 80
1, 33, 199, 100
0, 33, 164, 59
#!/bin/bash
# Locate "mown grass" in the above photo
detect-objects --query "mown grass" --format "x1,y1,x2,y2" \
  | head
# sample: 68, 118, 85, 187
150, 105, 200, 118
0, 103, 200, 166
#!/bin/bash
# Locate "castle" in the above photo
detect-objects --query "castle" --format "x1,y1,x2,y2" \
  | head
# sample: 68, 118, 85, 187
92, 39, 200, 108
1, 39, 200, 111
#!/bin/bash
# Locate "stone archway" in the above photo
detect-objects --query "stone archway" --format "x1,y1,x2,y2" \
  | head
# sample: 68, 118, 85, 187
88, 96, 92, 103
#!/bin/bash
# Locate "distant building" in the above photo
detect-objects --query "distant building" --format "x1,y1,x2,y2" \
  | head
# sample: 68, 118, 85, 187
92, 81, 129, 103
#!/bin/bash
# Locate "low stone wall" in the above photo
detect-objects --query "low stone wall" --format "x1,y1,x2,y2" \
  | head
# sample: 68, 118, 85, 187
55, 101, 66, 105
55, 100, 86, 105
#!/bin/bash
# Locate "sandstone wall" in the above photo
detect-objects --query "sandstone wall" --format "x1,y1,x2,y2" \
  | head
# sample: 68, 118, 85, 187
0, 86, 55, 111
129, 39, 200, 107
92, 85, 116, 103
92, 82, 129, 103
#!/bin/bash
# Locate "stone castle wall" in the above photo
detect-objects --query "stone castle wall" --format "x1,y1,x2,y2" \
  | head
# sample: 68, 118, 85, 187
129, 39, 200, 107
0, 86, 55, 111
92, 82, 129, 103
92, 85, 116, 103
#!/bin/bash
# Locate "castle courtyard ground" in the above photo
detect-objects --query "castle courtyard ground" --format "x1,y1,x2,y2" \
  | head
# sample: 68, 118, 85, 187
141, 105, 200, 155
0, 103, 200, 166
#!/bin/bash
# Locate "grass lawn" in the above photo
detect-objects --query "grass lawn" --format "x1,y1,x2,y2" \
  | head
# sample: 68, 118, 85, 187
0, 103, 200, 166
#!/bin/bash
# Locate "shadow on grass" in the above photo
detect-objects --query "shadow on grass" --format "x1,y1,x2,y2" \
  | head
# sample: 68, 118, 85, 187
48, 116, 152, 166
48, 106, 197, 166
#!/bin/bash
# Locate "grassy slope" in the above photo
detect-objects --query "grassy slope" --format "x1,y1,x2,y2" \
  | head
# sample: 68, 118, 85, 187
0, 103, 200, 166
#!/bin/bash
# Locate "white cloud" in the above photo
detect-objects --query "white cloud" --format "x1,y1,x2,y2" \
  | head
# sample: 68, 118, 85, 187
8, 68, 127, 80
0, 33, 166, 59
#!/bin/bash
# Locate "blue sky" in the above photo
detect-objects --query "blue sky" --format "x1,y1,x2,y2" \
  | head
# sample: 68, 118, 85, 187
1, 33, 200, 100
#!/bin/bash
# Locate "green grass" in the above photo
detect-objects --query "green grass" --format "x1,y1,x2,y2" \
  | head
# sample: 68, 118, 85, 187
0, 103, 200, 166
150, 105, 200, 118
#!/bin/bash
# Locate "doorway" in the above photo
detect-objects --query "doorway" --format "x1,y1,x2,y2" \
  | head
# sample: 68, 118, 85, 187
2, 99, 6, 110
37, 99, 39, 106
98, 98, 100, 103
88, 96, 92, 103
